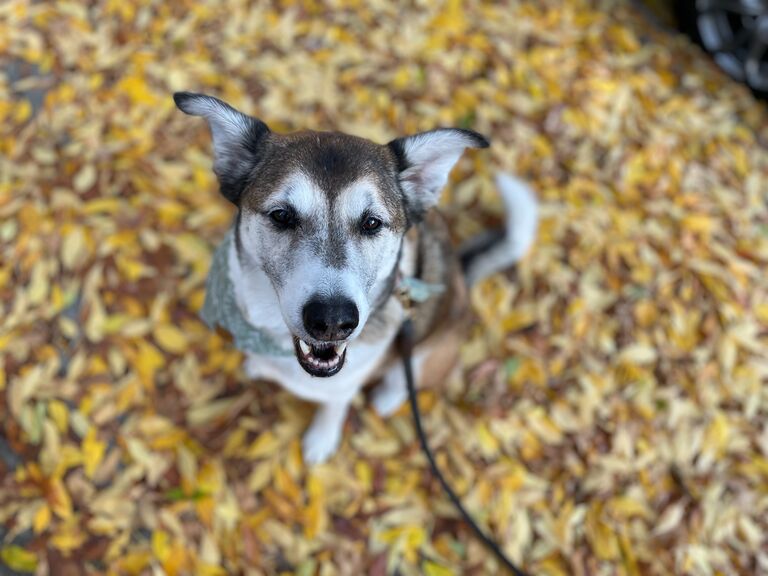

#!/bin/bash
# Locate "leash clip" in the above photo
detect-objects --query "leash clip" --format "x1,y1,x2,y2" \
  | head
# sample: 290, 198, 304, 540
395, 274, 445, 317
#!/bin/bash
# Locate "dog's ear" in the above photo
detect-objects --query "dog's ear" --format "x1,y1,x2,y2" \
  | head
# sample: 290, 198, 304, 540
173, 92, 270, 204
388, 128, 489, 220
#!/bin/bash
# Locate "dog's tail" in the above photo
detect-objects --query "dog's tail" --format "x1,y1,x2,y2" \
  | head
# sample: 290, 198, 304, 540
458, 172, 538, 286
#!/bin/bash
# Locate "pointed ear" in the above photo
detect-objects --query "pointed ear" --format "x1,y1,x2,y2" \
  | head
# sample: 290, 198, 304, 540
173, 91, 271, 204
388, 128, 489, 220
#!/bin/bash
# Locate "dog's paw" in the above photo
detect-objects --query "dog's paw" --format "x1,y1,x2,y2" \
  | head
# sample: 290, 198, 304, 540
302, 420, 341, 465
372, 379, 408, 418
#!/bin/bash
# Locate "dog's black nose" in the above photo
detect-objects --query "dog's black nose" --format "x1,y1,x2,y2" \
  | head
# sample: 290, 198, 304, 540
302, 297, 359, 341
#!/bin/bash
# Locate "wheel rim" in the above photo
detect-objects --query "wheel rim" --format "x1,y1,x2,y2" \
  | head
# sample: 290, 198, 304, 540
696, 0, 768, 91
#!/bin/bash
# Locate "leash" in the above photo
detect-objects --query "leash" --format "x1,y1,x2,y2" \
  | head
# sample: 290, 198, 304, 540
396, 318, 531, 576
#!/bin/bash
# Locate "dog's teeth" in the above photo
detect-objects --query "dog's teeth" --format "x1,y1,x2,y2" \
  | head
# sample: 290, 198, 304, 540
335, 342, 347, 355
299, 340, 311, 355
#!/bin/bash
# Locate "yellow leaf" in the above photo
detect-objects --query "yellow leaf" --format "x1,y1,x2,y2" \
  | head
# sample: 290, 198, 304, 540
82, 428, 106, 478
247, 460, 273, 493
135, 340, 164, 388
197, 565, 227, 576
152, 530, 171, 563
429, 0, 466, 36
48, 477, 73, 519
176, 444, 197, 488
33, 503, 51, 534
84, 295, 106, 342
83, 198, 123, 214
39, 421, 61, 475
403, 526, 426, 563
163, 544, 190, 576
222, 427, 247, 457
274, 466, 301, 503
153, 324, 188, 354
681, 214, 713, 235
50, 517, 86, 554
148, 428, 186, 451
617, 530, 641, 576
14, 99, 32, 122
0, 545, 37, 572
633, 300, 658, 327
704, 413, 730, 457
303, 473, 326, 540
172, 234, 211, 276
475, 422, 499, 456
756, 303, 768, 325
653, 502, 685, 536
116, 378, 141, 412
27, 260, 49, 304
247, 431, 281, 458
354, 461, 372, 490
73, 164, 97, 192
50, 283, 64, 311
61, 228, 87, 270
619, 343, 657, 365
502, 308, 537, 333
126, 438, 168, 485
424, 561, 455, 576
187, 397, 237, 427
586, 503, 619, 560
608, 496, 650, 520
116, 255, 147, 281
116, 75, 160, 105
116, 551, 151, 574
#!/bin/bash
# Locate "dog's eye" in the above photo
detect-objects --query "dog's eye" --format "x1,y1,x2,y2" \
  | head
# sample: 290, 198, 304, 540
269, 208, 297, 229
361, 216, 382, 235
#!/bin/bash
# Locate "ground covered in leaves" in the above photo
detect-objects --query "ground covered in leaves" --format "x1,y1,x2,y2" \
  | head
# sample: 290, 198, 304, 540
2, 1, 768, 574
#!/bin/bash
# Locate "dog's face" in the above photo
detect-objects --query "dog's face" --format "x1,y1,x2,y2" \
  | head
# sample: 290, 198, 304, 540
175, 92, 488, 377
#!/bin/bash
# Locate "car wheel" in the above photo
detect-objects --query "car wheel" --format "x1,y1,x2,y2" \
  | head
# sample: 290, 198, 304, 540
674, 0, 768, 98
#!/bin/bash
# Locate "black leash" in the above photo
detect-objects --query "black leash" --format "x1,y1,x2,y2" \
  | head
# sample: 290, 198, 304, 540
396, 318, 531, 576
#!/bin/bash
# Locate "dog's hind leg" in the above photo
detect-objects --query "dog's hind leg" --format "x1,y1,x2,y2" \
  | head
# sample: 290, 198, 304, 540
372, 369, 409, 417
372, 351, 427, 417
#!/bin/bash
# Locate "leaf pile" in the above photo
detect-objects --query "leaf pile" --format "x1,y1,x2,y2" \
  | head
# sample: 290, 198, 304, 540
2, 1, 768, 575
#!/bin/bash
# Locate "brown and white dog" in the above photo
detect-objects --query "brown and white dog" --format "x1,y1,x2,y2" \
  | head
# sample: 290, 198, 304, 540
174, 92, 537, 463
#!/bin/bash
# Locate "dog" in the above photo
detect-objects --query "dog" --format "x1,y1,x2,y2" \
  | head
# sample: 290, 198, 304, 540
173, 92, 538, 464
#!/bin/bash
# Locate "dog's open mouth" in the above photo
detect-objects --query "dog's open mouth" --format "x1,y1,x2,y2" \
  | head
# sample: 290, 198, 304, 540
293, 337, 347, 377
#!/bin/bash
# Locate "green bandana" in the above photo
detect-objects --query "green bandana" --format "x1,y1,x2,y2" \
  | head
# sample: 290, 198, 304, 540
200, 230, 293, 357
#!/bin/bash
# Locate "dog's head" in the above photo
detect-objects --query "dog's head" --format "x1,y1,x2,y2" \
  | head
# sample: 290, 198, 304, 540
175, 92, 488, 377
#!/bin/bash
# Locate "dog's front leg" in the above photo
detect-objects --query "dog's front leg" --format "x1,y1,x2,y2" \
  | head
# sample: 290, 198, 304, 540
302, 401, 350, 464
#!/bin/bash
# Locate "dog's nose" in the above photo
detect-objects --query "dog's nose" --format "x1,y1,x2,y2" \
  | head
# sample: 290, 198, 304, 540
302, 297, 359, 341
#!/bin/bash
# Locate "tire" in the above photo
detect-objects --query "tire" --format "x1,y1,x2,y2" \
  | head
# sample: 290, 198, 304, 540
673, 0, 768, 99
674, 0, 702, 41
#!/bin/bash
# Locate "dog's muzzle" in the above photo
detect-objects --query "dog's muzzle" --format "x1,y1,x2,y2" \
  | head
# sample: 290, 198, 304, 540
295, 296, 357, 377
